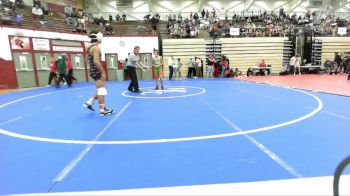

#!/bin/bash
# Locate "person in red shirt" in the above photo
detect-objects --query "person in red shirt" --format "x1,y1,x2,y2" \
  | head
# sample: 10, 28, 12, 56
66, 56, 77, 87
258, 59, 270, 75
48, 57, 57, 86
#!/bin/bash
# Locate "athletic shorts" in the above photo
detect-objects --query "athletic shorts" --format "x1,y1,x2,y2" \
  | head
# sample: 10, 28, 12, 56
155, 66, 161, 74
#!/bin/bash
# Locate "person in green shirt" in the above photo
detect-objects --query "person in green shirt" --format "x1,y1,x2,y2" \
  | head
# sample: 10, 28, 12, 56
55, 55, 68, 88
152, 49, 164, 90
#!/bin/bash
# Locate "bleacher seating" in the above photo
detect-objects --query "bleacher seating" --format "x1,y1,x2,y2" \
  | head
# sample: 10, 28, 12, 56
220, 37, 287, 74
318, 37, 350, 63
0, 4, 153, 35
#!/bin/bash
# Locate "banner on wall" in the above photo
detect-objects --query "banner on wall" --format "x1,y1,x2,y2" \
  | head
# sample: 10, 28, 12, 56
32, 38, 50, 51
10, 36, 31, 50
338, 27, 347, 35
52, 46, 83, 52
230, 28, 240, 36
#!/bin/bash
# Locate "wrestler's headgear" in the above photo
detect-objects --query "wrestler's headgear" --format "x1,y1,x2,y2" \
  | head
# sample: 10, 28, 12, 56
89, 32, 103, 42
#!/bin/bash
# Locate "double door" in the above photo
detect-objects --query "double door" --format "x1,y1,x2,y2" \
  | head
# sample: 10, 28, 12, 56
13, 52, 36, 88
105, 54, 120, 81
34, 52, 51, 86
140, 53, 153, 80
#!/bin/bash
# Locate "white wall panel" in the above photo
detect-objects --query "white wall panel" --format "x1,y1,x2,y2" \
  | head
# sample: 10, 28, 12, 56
0, 27, 158, 61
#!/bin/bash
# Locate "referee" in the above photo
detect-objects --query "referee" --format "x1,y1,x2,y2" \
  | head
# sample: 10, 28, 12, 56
126, 46, 149, 93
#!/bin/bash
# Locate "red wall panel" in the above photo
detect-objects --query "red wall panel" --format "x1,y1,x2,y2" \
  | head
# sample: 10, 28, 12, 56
0, 59, 18, 89
47, 3, 65, 13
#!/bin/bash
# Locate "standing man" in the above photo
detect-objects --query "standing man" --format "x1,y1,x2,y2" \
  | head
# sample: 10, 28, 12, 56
152, 49, 164, 90
168, 55, 175, 80
126, 46, 149, 93
55, 55, 68, 88
66, 56, 77, 87
194, 57, 202, 78
48, 56, 57, 86
207, 54, 216, 78
83, 31, 114, 116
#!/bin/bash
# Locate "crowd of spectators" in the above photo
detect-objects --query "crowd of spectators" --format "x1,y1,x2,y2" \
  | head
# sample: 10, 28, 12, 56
164, 7, 350, 38
206, 8, 350, 38
64, 5, 88, 33
2, 1, 350, 38
166, 13, 200, 38
0, 0, 24, 25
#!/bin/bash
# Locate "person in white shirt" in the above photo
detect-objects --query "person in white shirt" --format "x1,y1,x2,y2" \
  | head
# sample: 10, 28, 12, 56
294, 54, 302, 75
187, 57, 195, 78
195, 57, 202, 78
32, 4, 43, 17
126, 46, 149, 93
289, 55, 296, 75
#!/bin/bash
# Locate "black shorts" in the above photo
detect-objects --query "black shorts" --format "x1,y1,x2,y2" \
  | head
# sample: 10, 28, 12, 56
90, 72, 102, 81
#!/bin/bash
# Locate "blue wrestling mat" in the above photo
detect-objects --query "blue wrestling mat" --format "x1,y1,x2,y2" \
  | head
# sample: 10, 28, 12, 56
0, 79, 349, 195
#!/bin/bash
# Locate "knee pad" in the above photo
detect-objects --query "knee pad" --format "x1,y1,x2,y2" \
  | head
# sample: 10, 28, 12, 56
97, 87, 107, 96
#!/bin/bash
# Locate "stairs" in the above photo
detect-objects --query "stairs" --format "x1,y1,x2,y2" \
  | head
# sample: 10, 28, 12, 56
158, 21, 168, 38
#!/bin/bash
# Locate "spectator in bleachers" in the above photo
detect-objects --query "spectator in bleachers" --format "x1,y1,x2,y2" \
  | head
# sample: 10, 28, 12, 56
73, 18, 86, 33
15, 12, 21, 26
99, 16, 105, 25
32, 0, 40, 8
109, 14, 112, 22
122, 13, 126, 21
32, 4, 43, 18
115, 13, 120, 22
201, 9, 205, 18
144, 13, 151, 23
151, 15, 159, 35
15, 0, 24, 9
64, 5, 73, 17
105, 23, 114, 35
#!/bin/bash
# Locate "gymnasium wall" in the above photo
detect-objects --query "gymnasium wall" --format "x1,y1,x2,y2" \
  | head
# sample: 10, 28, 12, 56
0, 27, 158, 61
317, 37, 350, 62
0, 26, 158, 88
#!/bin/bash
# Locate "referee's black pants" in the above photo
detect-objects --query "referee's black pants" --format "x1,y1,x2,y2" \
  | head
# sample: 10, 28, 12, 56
127, 66, 139, 91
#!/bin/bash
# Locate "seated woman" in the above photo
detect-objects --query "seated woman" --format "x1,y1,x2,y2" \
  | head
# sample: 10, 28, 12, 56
324, 58, 335, 74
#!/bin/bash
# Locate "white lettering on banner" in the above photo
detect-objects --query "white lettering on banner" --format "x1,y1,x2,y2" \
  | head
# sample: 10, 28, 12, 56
32, 38, 50, 51
230, 28, 240, 36
338, 27, 347, 35
52, 46, 83, 52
